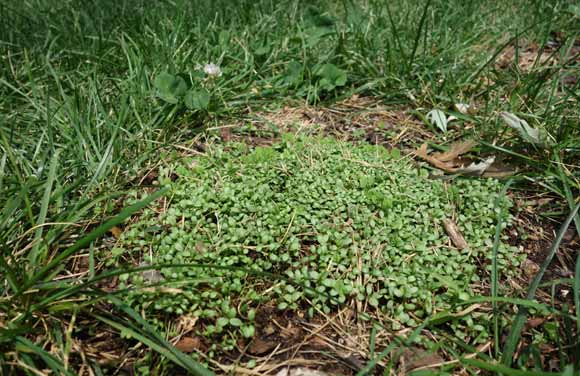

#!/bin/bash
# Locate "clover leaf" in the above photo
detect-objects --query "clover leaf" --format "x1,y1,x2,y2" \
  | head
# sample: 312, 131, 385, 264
154, 72, 187, 104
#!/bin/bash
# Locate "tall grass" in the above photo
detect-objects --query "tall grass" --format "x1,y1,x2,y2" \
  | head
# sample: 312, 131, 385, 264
1, 0, 578, 373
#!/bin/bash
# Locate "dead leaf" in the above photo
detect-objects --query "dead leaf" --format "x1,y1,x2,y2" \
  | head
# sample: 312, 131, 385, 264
522, 259, 540, 277
496, 44, 557, 72
110, 226, 123, 239
525, 317, 546, 329
248, 337, 277, 355
443, 219, 469, 249
456, 156, 495, 175
455, 103, 471, 114
397, 347, 445, 372
433, 140, 477, 162
415, 142, 515, 177
281, 324, 301, 339
415, 143, 456, 172
174, 336, 204, 353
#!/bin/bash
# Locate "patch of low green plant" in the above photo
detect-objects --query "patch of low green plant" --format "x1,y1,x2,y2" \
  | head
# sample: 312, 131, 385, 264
115, 135, 523, 349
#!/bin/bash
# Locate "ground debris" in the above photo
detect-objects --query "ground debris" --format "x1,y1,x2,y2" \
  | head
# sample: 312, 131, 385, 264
275, 367, 330, 376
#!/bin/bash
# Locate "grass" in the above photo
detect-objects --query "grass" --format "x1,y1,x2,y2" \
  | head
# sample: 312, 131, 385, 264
0, 0, 578, 374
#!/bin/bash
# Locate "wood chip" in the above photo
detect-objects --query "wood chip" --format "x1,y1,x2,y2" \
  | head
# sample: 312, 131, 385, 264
443, 219, 469, 250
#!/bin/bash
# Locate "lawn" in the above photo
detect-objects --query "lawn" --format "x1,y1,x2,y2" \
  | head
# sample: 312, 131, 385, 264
1, 0, 579, 375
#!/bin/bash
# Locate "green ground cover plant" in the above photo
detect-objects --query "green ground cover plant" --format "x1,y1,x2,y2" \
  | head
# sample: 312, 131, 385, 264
115, 136, 520, 352
1, 0, 578, 374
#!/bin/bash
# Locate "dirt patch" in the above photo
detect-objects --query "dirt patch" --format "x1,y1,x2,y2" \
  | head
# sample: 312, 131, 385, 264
206, 302, 483, 375
221, 95, 431, 152
510, 194, 579, 301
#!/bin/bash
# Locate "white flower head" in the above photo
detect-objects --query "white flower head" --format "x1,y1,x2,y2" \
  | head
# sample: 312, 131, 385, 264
203, 63, 222, 77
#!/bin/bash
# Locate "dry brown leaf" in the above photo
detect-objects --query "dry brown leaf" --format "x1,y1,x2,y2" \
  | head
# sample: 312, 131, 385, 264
398, 347, 445, 372
110, 226, 123, 239
281, 324, 302, 339
522, 259, 540, 277
248, 337, 278, 355
443, 219, 469, 249
415, 142, 516, 177
526, 317, 546, 329
174, 336, 204, 353
433, 140, 477, 162
415, 143, 458, 173
496, 44, 556, 72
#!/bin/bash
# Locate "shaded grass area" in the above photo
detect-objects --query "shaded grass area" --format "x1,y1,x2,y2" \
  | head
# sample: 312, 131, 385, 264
0, 0, 579, 374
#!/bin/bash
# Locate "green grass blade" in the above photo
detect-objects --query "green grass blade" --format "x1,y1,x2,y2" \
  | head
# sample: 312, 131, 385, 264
463, 358, 562, 376
92, 313, 210, 375
23, 187, 168, 290
553, 153, 580, 236
94, 296, 213, 376
0, 152, 6, 193
357, 319, 429, 375
574, 254, 580, 347
408, 0, 432, 71
502, 203, 580, 365
0, 129, 35, 225
15, 337, 76, 376
29, 150, 59, 267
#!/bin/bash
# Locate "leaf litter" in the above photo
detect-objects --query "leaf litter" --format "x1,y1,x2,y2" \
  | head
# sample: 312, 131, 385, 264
414, 140, 516, 177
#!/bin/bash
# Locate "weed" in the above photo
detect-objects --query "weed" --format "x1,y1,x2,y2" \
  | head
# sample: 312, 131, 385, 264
114, 136, 520, 352
0, 0, 578, 373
